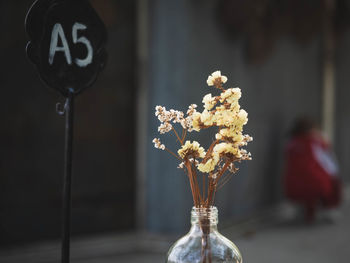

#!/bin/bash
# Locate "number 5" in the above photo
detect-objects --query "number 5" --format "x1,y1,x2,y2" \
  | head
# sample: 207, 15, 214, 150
72, 23, 93, 67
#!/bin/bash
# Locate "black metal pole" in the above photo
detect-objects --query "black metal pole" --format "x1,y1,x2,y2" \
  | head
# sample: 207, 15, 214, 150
61, 89, 74, 263
25, 2, 107, 263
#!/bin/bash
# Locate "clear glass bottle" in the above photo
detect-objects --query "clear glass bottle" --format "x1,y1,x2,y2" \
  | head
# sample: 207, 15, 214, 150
166, 206, 242, 263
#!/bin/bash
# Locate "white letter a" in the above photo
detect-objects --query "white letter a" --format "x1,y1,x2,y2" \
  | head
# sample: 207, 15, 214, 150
49, 23, 72, 65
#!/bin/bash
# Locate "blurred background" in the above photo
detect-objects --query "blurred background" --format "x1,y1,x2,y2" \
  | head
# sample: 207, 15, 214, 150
0, 0, 349, 262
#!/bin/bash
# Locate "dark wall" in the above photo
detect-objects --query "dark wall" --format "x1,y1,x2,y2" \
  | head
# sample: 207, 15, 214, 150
0, 0, 136, 246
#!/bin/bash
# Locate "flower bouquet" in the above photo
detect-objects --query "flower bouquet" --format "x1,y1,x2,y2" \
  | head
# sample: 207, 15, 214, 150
153, 71, 252, 263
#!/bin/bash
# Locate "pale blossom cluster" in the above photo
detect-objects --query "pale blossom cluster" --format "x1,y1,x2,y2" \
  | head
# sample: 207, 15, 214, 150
192, 87, 246, 131
228, 163, 239, 173
198, 141, 251, 173
206, 71, 228, 86
153, 70, 252, 177
152, 138, 165, 150
155, 106, 181, 134
153, 104, 200, 151
202, 94, 218, 110
177, 141, 205, 159
154, 104, 199, 135
178, 158, 200, 169
193, 72, 252, 174
180, 104, 198, 132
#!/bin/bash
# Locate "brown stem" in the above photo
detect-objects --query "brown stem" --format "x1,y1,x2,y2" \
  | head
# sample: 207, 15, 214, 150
207, 177, 215, 207
181, 128, 187, 142
199, 214, 212, 263
172, 127, 183, 145
192, 164, 203, 204
201, 140, 220, 164
164, 147, 182, 161
216, 173, 234, 191
214, 160, 231, 185
214, 80, 225, 92
202, 174, 206, 203
185, 160, 198, 206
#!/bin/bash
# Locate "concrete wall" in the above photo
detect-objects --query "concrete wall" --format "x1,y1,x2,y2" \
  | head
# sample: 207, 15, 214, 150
144, 0, 350, 233
336, 30, 350, 184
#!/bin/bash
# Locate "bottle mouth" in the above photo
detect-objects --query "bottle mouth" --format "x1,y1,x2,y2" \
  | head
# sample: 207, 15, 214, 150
191, 206, 218, 225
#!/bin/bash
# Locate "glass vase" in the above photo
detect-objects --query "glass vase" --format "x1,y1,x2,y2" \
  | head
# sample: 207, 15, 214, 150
166, 206, 242, 263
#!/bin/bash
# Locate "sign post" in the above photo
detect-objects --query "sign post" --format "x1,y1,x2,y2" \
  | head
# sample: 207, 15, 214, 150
25, 1, 107, 262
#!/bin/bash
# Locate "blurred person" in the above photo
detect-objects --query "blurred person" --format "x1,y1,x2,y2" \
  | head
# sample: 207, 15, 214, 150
284, 117, 342, 223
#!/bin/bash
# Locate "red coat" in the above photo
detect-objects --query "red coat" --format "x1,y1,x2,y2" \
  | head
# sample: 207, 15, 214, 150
284, 133, 334, 205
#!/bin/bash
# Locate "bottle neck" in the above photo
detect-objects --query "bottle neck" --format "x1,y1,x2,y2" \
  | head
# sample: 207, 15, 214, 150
191, 206, 218, 231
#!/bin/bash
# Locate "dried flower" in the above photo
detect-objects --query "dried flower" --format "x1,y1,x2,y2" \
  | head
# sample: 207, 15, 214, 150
220, 87, 241, 104
152, 138, 165, 150
186, 104, 197, 115
152, 70, 252, 208
158, 122, 172, 134
192, 112, 202, 132
207, 70, 228, 86
202, 94, 217, 110
178, 162, 185, 169
198, 155, 219, 173
178, 141, 205, 159
228, 163, 239, 173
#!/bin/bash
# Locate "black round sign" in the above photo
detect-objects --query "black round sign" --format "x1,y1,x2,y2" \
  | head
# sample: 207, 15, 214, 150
25, 0, 107, 97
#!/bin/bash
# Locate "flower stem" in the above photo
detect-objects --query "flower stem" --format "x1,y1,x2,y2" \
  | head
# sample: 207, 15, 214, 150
172, 127, 183, 145
165, 147, 181, 160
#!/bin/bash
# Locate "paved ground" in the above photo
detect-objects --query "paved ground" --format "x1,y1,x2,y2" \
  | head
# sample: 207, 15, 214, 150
235, 208, 350, 263
1, 191, 349, 263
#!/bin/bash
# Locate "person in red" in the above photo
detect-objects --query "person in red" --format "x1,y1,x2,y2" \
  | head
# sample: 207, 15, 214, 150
284, 117, 341, 223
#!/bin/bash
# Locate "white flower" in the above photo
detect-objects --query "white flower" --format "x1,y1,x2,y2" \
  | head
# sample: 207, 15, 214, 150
240, 149, 252, 160
210, 173, 218, 179
189, 158, 200, 165
152, 138, 165, 150
215, 133, 222, 140
178, 162, 185, 169
155, 106, 185, 125
180, 118, 190, 130
187, 104, 197, 115
244, 135, 253, 142
207, 71, 228, 86
228, 163, 238, 173
169, 109, 184, 123
182, 104, 198, 132
158, 122, 172, 134
155, 106, 171, 122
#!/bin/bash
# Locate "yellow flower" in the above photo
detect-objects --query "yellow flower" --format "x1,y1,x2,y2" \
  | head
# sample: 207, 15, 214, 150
237, 109, 248, 125
178, 140, 206, 159
214, 108, 234, 127
213, 142, 240, 158
202, 93, 217, 110
200, 109, 215, 126
220, 88, 241, 104
197, 154, 220, 173
207, 71, 228, 86
192, 112, 202, 131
